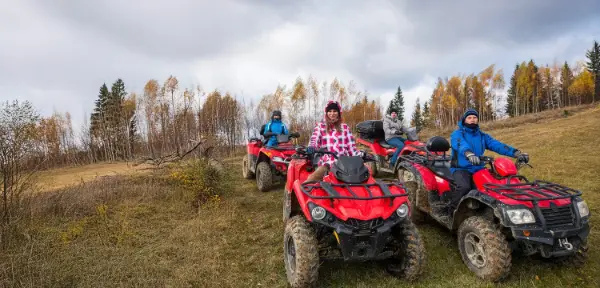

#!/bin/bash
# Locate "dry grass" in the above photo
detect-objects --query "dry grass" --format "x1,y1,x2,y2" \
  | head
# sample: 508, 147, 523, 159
35, 161, 155, 193
0, 105, 598, 287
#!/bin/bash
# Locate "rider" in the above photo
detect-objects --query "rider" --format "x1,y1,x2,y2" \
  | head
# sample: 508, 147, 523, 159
304, 100, 365, 182
383, 110, 407, 168
449, 108, 529, 212
262, 110, 289, 147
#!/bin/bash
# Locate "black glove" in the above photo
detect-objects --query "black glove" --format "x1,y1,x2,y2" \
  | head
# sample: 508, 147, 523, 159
305, 146, 315, 154
514, 150, 529, 163
394, 130, 402, 135
464, 151, 480, 166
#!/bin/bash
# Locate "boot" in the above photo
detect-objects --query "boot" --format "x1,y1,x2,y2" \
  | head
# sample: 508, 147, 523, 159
304, 165, 329, 183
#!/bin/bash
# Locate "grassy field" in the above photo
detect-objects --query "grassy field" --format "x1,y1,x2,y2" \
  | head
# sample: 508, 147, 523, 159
1, 105, 598, 287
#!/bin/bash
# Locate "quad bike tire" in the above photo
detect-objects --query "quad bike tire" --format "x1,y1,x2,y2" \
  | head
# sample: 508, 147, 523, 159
242, 155, 255, 179
385, 220, 427, 281
256, 161, 273, 192
283, 215, 320, 288
396, 165, 426, 223
457, 216, 512, 282
365, 161, 378, 177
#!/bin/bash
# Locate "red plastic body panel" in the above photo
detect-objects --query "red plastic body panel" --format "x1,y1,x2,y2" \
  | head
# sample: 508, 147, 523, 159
286, 157, 410, 222
258, 144, 296, 173
412, 164, 451, 195
247, 140, 262, 156
472, 163, 572, 209
493, 157, 518, 177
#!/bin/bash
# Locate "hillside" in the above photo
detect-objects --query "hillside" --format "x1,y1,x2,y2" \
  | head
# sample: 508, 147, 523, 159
1, 105, 599, 287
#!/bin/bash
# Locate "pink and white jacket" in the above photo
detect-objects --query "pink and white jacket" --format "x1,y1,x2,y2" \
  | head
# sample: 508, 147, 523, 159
308, 121, 364, 167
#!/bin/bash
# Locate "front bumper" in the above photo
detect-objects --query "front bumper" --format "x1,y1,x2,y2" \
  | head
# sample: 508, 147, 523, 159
511, 222, 590, 257
309, 207, 408, 261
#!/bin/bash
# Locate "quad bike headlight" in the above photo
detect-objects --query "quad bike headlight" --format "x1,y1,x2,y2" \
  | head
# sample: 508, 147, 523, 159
311, 205, 327, 221
577, 200, 590, 218
396, 204, 409, 218
506, 209, 536, 225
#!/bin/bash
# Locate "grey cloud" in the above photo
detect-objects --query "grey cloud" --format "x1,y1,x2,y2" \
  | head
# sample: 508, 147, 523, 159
2, 0, 600, 132
32, 0, 289, 61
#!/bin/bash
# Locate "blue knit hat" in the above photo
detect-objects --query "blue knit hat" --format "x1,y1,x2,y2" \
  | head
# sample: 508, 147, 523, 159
462, 109, 479, 124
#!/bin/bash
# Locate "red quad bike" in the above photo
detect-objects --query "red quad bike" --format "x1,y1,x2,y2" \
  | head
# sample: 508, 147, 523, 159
396, 136, 591, 282
242, 131, 301, 192
355, 120, 430, 178
281, 147, 426, 287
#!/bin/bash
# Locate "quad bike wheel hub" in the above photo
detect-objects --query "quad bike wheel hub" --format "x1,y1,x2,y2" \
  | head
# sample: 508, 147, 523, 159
464, 232, 487, 268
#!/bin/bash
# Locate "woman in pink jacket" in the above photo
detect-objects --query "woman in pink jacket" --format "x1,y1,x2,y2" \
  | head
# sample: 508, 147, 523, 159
304, 100, 365, 182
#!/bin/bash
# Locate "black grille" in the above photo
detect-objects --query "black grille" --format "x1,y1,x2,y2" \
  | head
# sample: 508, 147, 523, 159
540, 206, 574, 227
346, 218, 384, 232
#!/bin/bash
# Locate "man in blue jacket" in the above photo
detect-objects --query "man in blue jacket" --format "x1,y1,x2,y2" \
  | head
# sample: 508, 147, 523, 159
262, 110, 289, 147
449, 109, 529, 212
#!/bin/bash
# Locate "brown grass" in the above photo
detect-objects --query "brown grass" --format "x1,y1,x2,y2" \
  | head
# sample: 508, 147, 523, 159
0, 105, 598, 287
35, 161, 155, 193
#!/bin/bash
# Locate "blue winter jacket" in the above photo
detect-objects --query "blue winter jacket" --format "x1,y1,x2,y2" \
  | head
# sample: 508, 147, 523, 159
263, 119, 288, 146
450, 110, 517, 174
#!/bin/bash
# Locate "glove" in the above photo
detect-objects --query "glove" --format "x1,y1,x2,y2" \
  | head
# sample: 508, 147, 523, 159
306, 146, 315, 154
464, 151, 480, 166
394, 130, 402, 135
514, 150, 529, 163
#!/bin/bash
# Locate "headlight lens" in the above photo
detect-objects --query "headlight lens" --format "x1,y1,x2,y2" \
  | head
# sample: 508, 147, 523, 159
311, 205, 326, 220
396, 204, 409, 218
273, 156, 285, 162
506, 209, 536, 224
577, 201, 590, 218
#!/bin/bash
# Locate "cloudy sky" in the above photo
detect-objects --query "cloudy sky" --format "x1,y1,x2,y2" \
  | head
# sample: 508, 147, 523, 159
1, 0, 599, 133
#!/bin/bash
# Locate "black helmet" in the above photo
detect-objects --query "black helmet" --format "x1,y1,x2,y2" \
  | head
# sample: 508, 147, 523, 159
272, 110, 282, 119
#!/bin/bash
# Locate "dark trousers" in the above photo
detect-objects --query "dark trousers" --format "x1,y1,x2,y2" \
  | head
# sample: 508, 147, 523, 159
450, 170, 473, 210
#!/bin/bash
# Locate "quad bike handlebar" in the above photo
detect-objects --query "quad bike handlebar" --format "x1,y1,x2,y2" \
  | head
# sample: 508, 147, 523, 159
263, 131, 301, 138
478, 155, 533, 170
294, 146, 376, 162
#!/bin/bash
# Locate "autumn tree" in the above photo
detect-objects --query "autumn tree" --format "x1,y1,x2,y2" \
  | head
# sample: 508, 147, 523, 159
0, 100, 40, 226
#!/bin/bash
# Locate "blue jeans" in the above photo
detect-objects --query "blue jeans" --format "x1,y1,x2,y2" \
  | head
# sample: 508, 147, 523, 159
387, 137, 406, 166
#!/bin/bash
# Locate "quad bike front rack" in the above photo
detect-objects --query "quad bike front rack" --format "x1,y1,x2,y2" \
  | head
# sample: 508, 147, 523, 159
483, 180, 584, 231
300, 178, 408, 207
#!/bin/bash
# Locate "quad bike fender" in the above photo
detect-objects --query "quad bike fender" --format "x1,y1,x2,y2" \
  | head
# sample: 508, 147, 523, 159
248, 154, 258, 173
283, 188, 302, 222
452, 190, 501, 231
410, 163, 451, 194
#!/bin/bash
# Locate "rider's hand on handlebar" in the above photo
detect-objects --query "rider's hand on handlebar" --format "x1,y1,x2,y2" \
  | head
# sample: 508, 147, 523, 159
514, 150, 529, 163
465, 151, 480, 165
394, 130, 402, 135
305, 146, 315, 154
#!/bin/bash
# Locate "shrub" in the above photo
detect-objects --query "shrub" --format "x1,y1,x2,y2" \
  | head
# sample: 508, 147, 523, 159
169, 159, 223, 208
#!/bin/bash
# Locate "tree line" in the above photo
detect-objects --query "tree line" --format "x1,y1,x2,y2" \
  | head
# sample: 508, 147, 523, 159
2, 40, 598, 174
406, 40, 600, 130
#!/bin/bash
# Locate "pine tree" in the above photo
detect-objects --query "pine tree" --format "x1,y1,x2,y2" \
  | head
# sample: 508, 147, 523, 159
421, 100, 431, 128
386, 86, 406, 122
561, 62, 574, 106
505, 64, 518, 117
410, 98, 423, 131
585, 40, 600, 102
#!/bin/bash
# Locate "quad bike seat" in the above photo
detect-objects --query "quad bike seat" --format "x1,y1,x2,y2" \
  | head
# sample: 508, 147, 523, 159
424, 136, 454, 182
330, 156, 370, 184
426, 159, 454, 182
378, 139, 395, 149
